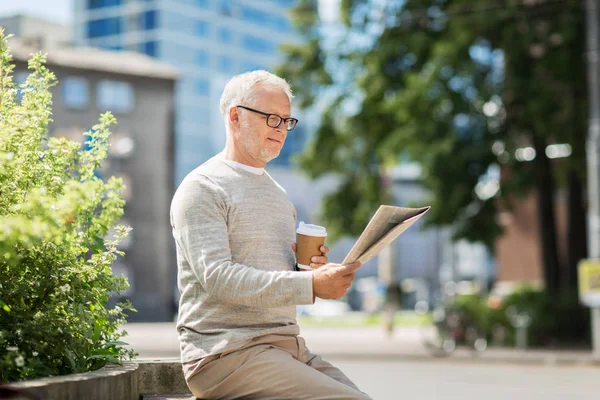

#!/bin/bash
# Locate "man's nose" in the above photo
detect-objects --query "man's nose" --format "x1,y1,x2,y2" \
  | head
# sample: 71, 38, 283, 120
274, 125, 286, 136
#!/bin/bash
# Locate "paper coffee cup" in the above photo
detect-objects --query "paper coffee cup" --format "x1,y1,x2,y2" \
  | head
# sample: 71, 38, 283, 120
296, 222, 327, 270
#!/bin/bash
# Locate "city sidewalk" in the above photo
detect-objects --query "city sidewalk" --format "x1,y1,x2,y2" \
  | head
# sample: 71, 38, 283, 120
299, 325, 599, 366
123, 323, 599, 367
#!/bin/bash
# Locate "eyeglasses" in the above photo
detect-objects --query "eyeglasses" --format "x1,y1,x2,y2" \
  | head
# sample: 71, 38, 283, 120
237, 105, 299, 131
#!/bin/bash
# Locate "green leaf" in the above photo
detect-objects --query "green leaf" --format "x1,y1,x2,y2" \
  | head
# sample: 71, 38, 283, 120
103, 340, 129, 347
0, 300, 10, 312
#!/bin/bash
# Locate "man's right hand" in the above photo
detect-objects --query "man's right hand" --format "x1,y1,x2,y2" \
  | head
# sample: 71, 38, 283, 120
312, 261, 362, 300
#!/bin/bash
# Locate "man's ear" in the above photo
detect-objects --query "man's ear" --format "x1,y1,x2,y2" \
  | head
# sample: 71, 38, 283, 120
229, 106, 240, 128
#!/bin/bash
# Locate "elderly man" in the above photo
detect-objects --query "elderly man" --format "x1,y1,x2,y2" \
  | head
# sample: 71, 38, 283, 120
170, 70, 371, 400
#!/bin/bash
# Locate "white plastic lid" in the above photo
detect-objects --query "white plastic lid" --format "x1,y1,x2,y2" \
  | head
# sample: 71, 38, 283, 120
296, 221, 327, 237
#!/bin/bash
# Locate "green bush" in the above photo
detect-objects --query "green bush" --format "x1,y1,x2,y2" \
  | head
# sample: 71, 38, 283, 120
449, 287, 590, 348
500, 288, 590, 348
0, 31, 135, 383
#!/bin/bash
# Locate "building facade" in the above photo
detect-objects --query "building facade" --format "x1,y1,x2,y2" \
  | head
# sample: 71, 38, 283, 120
73, 0, 306, 184
0, 14, 71, 48
7, 32, 178, 321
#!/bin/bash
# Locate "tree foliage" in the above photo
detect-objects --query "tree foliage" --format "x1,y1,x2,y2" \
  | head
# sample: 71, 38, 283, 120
278, 0, 587, 292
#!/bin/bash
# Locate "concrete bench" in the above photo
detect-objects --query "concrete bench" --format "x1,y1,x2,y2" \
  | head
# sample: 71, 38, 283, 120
137, 359, 194, 399
4, 359, 194, 400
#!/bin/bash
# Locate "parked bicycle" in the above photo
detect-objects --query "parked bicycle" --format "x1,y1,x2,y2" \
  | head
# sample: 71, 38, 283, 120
418, 301, 488, 357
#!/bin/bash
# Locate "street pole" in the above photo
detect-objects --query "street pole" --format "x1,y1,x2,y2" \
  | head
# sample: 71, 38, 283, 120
585, 0, 600, 359
378, 245, 397, 336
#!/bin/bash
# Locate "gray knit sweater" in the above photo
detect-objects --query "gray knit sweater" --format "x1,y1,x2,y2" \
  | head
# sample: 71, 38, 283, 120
170, 155, 315, 363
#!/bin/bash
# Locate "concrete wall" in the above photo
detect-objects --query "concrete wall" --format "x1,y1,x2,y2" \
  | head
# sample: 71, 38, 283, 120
6, 363, 139, 400
6, 361, 191, 399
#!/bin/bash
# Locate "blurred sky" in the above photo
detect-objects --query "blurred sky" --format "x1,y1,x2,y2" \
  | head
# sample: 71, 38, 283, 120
0, 0, 72, 24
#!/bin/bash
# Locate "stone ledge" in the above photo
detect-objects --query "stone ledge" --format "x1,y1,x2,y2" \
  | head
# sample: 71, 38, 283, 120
3, 359, 194, 400
136, 359, 190, 396
5, 363, 139, 400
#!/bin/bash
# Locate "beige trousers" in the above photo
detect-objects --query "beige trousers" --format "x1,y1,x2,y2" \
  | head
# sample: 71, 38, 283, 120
184, 334, 372, 400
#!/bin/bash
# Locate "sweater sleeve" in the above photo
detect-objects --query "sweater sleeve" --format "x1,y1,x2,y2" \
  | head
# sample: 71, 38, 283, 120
170, 175, 314, 308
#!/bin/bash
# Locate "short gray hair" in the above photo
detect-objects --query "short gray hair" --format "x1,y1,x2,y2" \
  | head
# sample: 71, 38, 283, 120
219, 70, 294, 129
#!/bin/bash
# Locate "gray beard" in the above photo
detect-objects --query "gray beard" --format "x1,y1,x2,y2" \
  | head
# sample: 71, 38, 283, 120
238, 125, 278, 164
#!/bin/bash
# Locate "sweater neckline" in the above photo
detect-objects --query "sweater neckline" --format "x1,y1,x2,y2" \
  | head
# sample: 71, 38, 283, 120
216, 154, 266, 176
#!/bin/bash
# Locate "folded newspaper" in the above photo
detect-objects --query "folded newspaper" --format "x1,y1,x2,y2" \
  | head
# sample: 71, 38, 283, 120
342, 205, 431, 265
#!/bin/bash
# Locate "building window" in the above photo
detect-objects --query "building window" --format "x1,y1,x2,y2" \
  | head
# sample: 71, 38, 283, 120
239, 5, 263, 25
274, 18, 292, 32
218, 0, 233, 16
197, 50, 209, 67
141, 41, 158, 57
218, 56, 233, 73
196, 21, 209, 37
87, 0, 123, 9
142, 10, 157, 30
265, 0, 296, 6
97, 80, 134, 113
217, 27, 232, 43
239, 5, 292, 32
241, 35, 276, 54
87, 17, 122, 38
100, 43, 124, 51
195, 79, 209, 96
62, 77, 90, 110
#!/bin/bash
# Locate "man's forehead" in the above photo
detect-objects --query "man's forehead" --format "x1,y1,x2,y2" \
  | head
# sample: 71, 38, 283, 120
253, 86, 291, 115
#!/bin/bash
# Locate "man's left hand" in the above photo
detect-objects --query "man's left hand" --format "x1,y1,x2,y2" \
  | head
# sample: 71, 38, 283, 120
291, 243, 329, 269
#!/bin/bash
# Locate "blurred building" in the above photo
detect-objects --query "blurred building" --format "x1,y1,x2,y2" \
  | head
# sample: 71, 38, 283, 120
73, 0, 307, 184
492, 144, 579, 293
0, 14, 71, 48
495, 189, 569, 291
7, 31, 178, 321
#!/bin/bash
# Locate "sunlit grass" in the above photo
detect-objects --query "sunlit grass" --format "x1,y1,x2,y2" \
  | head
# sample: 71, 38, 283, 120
297, 312, 432, 328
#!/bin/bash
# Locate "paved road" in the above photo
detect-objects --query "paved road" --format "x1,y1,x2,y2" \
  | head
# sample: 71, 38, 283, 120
121, 322, 431, 359
333, 359, 597, 400
122, 323, 598, 400
121, 322, 593, 364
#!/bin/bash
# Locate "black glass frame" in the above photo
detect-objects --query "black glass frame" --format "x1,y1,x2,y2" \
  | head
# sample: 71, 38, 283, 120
237, 105, 298, 131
